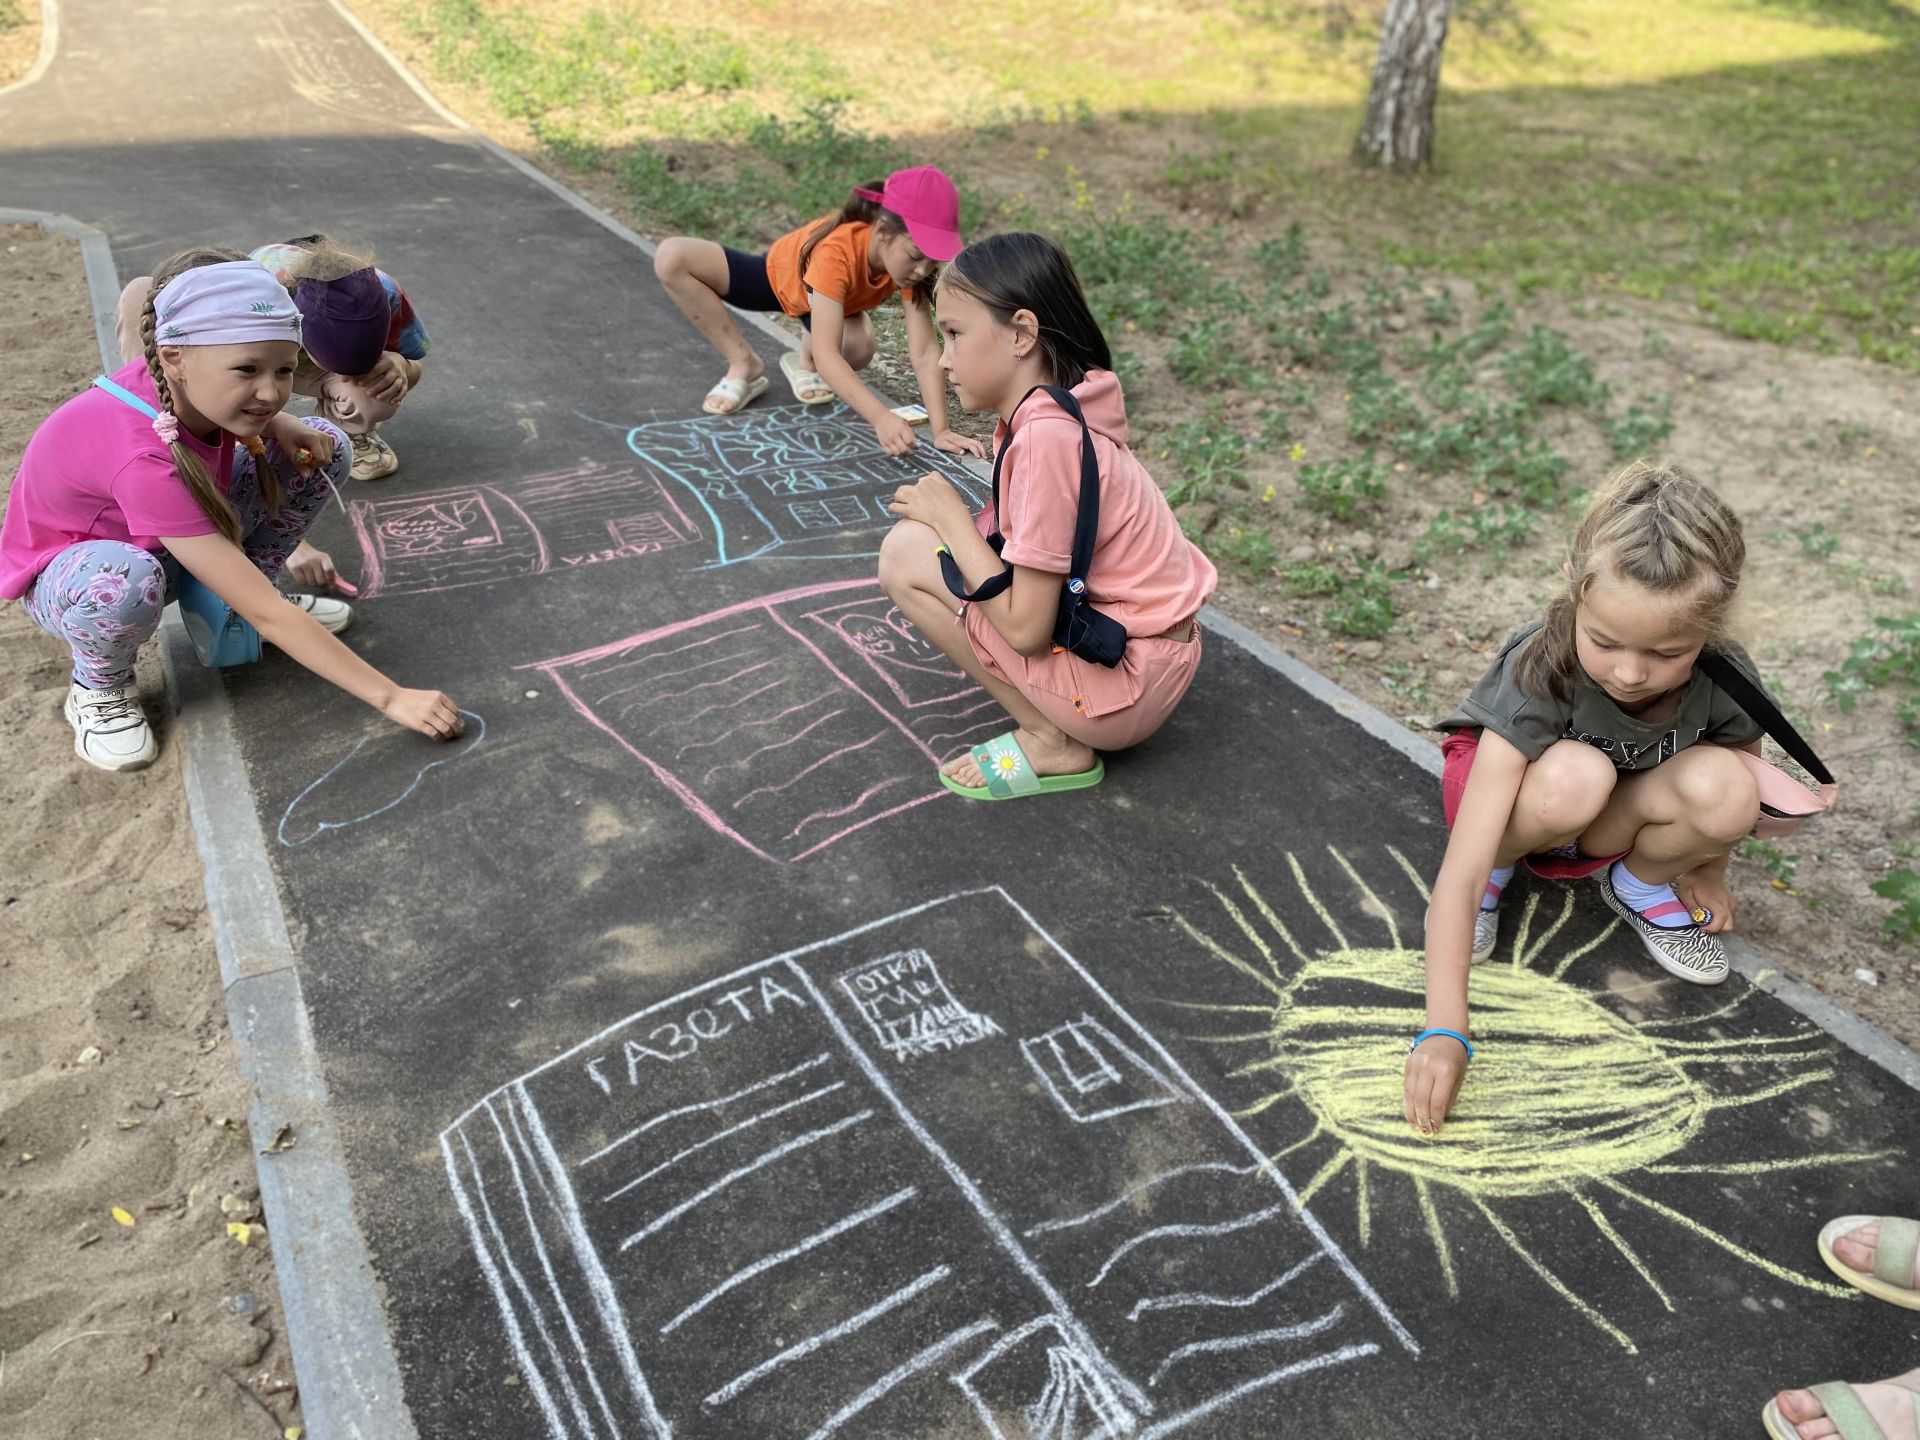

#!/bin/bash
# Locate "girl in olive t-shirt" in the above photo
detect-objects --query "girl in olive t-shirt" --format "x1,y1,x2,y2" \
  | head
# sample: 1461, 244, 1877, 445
1404, 463, 1779, 1138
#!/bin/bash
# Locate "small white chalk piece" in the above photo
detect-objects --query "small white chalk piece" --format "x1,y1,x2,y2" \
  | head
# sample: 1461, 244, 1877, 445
890, 403, 930, 425
1854, 967, 1881, 986
524, 689, 539, 699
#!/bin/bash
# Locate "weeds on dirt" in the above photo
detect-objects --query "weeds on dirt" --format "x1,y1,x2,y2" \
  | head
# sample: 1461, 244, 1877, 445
1873, 869, 1920, 947
1824, 613, 1920, 742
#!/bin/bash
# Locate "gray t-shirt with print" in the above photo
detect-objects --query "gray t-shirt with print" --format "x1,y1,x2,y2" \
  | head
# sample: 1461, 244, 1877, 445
1439, 621, 1767, 770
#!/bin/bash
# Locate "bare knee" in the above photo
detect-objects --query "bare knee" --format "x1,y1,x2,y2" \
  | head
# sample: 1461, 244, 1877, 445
653, 237, 695, 283
842, 320, 876, 369
878, 519, 938, 601
1526, 740, 1617, 830
1671, 745, 1760, 843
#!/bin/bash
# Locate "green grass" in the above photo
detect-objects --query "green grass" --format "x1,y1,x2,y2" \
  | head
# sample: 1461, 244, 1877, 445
0, 0, 26, 30
395, 0, 1920, 366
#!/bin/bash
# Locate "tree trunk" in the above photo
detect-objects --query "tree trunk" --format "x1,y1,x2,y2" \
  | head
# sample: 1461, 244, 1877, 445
1354, 0, 1455, 171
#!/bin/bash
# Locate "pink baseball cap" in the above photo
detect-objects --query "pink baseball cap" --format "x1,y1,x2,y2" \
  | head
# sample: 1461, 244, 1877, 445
857, 166, 965, 262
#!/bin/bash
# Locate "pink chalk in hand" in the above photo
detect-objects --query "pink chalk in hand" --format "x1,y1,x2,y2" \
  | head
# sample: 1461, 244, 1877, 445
332, 577, 360, 598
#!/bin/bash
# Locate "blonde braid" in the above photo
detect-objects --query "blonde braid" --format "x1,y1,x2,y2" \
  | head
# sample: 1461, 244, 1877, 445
140, 277, 243, 546
143, 248, 287, 533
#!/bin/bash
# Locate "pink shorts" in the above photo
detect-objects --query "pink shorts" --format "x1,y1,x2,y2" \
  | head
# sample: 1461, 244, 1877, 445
960, 606, 1202, 751
1440, 729, 1624, 880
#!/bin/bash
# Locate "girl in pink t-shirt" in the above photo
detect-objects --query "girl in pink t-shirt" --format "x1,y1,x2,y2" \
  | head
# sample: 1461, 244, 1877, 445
881, 232, 1217, 799
0, 251, 463, 772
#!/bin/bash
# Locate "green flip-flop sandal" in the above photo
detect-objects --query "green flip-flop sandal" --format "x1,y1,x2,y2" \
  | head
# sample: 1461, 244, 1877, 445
939, 731, 1104, 802
1763, 1381, 1908, 1439
1818, 1216, 1920, 1310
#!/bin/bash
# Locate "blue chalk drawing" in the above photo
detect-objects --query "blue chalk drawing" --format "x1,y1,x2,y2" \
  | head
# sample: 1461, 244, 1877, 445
277, 710, 488, 847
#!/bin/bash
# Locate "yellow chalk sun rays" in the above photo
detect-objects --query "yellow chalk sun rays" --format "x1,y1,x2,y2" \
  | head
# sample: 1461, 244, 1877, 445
1159, 846, 1885, 1355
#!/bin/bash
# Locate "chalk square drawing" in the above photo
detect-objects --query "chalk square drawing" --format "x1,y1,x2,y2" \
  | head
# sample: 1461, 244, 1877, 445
347, 462, 700, 597
442, 889, 1413, 1440
838, 949, 1004, 1062
528, 579, 1005, 864
1021, 1018, 1186, 1124
625, 404, 991, 567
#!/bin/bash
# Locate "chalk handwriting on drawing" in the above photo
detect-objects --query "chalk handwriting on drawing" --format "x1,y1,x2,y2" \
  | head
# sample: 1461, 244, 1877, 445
442, 888, 1413, 1440
838, 949, 1002, 1062
277, 710, 487, 848
581, 975, 809, 1091
347, 463, 701, 597
526, 579, 1000, 864
626, 404, 991, 567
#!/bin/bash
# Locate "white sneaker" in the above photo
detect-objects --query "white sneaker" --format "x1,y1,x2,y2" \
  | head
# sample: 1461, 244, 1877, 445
349, 431, 399, 481
63, 683, 158, 772
1423, 902, 1501, 963
287, 592, 353, 634
1471, 905, 1499, 963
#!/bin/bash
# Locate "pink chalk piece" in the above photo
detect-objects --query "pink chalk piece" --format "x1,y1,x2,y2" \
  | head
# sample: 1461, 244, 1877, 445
331, 576, 360, 598
530, 580, 999, 864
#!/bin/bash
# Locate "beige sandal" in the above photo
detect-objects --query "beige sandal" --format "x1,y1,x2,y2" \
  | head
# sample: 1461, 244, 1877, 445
779, 349, 833, 404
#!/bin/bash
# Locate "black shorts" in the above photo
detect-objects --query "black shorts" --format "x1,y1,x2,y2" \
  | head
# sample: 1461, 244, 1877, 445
721, 246, 810, 331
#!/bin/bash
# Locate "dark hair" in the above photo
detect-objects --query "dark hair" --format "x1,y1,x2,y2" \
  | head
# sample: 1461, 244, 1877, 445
794, 183, 922, 303
936, 232, 1112, 390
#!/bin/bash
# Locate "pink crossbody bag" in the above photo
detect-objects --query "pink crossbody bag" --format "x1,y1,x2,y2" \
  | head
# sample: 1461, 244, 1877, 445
1698, 651, 1838, 838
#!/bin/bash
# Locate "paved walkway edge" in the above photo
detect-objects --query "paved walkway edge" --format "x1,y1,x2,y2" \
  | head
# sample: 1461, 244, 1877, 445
6, 205, 419, 1440
0, 0, 59, 100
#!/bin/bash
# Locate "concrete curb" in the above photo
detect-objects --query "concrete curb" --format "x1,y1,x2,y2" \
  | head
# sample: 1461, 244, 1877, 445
0, 0, 58, 100
7, 206, 418, 1440
320, 0, 800, 354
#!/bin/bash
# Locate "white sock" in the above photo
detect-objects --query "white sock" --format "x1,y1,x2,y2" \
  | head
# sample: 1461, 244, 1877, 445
1608, 860, 1692, 929
1482, 864, 1515, 911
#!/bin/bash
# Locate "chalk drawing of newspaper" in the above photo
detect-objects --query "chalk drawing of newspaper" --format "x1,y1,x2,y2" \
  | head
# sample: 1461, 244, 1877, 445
346, 462, 702, 597
626, 404, 991, 566
527, 579, 1005, 864
442, 889, 1415, 1440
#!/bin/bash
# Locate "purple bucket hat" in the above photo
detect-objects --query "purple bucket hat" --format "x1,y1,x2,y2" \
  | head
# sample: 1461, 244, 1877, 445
295, 267, 388, 376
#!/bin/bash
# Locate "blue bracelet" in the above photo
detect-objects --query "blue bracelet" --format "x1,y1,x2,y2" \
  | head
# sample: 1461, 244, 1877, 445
1410, 1027, 1474, 1061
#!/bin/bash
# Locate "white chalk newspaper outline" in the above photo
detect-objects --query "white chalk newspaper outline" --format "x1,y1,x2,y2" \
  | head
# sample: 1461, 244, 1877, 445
442, 889, 1415, 1438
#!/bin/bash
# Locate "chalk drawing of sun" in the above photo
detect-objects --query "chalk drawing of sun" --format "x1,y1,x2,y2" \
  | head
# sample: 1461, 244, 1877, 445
1158, 846, 1886, 1354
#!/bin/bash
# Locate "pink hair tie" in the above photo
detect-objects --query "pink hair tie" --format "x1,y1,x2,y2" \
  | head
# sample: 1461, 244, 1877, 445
151, 410, 180, 445
853, 187, 885, 203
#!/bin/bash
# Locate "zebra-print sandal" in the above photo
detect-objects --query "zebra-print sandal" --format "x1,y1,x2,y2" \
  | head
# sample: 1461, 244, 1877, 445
1596, 866, 1729, 986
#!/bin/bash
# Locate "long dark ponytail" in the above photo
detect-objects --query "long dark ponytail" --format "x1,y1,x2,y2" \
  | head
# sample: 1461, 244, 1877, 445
936, 232, 1112, 390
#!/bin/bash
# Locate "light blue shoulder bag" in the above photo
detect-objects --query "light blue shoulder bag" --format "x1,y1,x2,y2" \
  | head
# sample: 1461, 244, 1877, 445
91, 375, 261, 668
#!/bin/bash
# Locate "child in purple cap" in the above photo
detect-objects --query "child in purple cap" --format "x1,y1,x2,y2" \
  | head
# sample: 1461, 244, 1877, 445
654, 165, 985, 460
117, 234, 431, 488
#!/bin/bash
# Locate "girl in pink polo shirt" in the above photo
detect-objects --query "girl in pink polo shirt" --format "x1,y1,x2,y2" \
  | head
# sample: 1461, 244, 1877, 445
881, 232, 1217, 799
0, 252, 463, 772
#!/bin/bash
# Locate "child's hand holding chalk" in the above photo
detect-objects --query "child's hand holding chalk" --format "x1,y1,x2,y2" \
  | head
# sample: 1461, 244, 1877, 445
285, 541, 344, 592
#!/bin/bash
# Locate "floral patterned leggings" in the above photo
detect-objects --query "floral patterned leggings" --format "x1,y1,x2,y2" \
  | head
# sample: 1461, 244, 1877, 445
24, 421, 349, 690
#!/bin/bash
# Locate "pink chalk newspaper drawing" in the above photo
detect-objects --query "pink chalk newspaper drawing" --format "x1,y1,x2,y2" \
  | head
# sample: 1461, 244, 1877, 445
528, 580, 1006, 864
346, 462, 701, 598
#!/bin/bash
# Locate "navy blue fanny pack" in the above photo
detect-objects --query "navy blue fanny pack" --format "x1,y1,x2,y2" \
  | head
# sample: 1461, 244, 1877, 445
938, 384, 1129, 669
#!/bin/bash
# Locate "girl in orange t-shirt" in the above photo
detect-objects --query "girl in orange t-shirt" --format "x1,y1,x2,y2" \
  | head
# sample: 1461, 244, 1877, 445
653, 166, 984, 460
